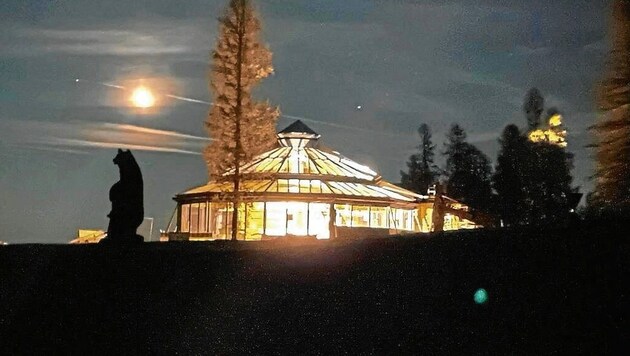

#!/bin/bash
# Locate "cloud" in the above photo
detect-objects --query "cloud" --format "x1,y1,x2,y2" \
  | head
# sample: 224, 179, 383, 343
46, 138, 200, 155
102, 123, 211, 141
0, 119, 207, 155
5, 143, 91, 156
6, 21, 208, 57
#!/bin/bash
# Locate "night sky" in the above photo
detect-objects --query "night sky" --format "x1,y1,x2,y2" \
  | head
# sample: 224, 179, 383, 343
0, 0, 612, 243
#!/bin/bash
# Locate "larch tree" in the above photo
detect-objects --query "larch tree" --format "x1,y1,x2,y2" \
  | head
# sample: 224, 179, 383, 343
204, 0, 280, 240
592, 0, 630, 216
443, 124, 493, 212
400, 123, 439, 194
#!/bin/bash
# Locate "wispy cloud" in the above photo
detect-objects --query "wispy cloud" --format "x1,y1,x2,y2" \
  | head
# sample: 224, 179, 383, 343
8, 23, 202, 56
101, 123, 211, 141
0, 119, 206, 155
47, 138, 200, 155
5, 143, 91, 156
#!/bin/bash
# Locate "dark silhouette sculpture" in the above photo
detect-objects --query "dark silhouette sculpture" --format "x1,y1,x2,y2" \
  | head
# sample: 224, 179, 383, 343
101, 149, 144, 244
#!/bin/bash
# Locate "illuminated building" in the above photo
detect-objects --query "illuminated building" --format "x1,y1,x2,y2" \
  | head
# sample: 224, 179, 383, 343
70, 229, 107, 244
163, 121, 478, 241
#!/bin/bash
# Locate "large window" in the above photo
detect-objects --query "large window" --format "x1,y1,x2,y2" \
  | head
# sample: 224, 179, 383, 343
334, 204, 352, 227
199, 203, 207, 233
265, 202, 287, 236
245, 202, 264, 240
370, 207, 389, 228
390, 208, 415, 231
286, 202, 308, 236
181, 204, 190, 232
308, 203, 330, 239
351, 206, 370, 227
181, 203, 210, 234
211, 203, 232, 238
190, 203, 199, 233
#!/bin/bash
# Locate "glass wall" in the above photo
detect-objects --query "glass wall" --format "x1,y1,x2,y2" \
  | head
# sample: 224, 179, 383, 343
332, 204, 415, 231
390, 208, 416, 232
179, 202, 232, 237
265, 202, 328, 238
179, 201, 418, 240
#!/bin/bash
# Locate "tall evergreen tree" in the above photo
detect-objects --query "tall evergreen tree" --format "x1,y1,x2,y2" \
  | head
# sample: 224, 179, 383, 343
592, 0, 630, 215
523, 87, 545, 130
494, 123, 574, 225
528, 142, 574, 223
400, 123, 438, 194
493, 124, 529, 226
204, 0, 280, 240
443, 124, 493, 211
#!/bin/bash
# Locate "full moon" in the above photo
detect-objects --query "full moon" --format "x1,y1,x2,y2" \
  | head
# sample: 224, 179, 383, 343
130, 86, 155, 108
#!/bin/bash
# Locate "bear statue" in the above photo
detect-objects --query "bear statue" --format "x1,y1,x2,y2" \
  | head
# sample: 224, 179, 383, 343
101, 149, 144, 244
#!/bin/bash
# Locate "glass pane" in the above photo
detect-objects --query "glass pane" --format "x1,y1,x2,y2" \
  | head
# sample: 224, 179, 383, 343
245, 202, 264, 240
278, 179, 289, 192
265, 202, 287, 236
370, 207, 389, 228
351, 205, 370, 227
308, 203, 330, 239
180, 204, 190, 233
289, 179, 299, 193
286, 202, 308, 236
211, 203, 229, 239
334, 204, 352, 227
190, 203, 199, 233
310, 180, 321, 193
199, 203, 207, 233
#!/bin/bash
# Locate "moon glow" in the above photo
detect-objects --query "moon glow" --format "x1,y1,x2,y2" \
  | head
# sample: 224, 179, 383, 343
130, 86, 155, 108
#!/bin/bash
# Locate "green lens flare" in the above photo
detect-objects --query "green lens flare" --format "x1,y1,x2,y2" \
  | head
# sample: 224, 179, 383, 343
474, 288, 488, 304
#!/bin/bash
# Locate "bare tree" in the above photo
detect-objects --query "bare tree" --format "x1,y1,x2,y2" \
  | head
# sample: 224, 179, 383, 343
204, 0, 279, 240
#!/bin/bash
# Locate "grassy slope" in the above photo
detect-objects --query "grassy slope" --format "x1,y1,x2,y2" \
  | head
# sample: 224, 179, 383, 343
0, 226, 626, 354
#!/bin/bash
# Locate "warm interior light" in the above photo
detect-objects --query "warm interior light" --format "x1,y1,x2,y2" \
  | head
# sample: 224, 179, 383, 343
130, 86, 155, 108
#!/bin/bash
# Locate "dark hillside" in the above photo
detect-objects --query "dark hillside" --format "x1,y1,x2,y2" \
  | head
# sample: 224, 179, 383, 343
0, 227, 626, 354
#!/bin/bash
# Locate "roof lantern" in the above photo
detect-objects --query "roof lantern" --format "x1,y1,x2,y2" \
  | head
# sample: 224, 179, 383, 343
277, 120, 321, 148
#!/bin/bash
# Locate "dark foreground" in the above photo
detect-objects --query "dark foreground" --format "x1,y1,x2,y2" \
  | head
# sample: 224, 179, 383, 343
0, 226, 626, 354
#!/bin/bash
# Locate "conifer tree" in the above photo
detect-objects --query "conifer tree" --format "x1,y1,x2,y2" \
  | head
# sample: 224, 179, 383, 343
527, 142, 574, 223
494, 121, 574, 225
592, 0, 630, 215
204, 0, 279, 240
523, 87, 545, 130
400, 123, 438, 194
493, 124, 529, 226
443, 124, 493, 211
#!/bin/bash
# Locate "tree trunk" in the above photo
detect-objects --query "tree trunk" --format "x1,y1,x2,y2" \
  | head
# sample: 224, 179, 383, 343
231, 1, 246, 241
